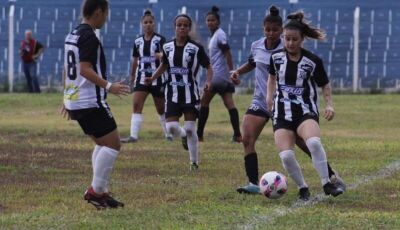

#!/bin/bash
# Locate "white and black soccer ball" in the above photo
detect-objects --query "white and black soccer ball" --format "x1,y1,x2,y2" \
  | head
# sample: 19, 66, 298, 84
259, 171, 288, 199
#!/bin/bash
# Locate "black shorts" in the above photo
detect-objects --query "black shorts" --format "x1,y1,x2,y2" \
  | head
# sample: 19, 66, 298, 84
68, 107, 117, 138
211, 81, 235, 95
245, 104, 270, 120
165, 100, 200, 118
133, 83, 165, 98
272, 113, 319, 132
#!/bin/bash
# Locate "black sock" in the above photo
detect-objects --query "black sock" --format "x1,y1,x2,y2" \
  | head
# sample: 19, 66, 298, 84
327, 163, 335, 178
197, 106, 209, 138
228, 108, 241, 137
244, 152, 258, 185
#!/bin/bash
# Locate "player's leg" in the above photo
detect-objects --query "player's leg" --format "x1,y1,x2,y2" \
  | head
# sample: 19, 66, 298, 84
197, 89, 216, 141
274, 125, 310, 201
151, 88, 172, 141
236, 113, 267, 194
221, 91, 242, 142
121, 90, 149, 143
78, 107, 124, 208
184, 109, 199, 171
165, 102, 186, 146
297, 119, 343, 197
295, 135, 346, 191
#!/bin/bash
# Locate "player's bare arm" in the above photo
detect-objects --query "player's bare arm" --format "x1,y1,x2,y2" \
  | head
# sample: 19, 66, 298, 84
145, 62, 168, 85
80, 62, 130, 97
322, 82, 334, 121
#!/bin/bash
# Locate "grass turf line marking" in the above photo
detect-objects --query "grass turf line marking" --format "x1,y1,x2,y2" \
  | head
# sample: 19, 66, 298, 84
239, 160, 400, 230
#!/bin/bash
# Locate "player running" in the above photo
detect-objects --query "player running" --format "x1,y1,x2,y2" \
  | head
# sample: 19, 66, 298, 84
267, 10, 343, 200
232, 6, 345, 200
145, 14, 213, 171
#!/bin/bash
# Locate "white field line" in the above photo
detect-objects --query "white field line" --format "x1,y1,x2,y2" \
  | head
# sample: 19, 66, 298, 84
239, 160, 400, 230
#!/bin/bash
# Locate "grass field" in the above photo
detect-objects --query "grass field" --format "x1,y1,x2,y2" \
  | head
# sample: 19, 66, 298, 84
0, 93, 399, 229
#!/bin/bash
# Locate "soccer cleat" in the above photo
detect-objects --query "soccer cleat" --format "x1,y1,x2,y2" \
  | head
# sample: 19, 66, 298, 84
120, 136, 137, 143
323, 182, 343, 197
83, 187, 108, 210
298, 187, 310, 201
330, 170, 347, 192
103, 193, 124, 208
165, 136, 174, 142
190, 162, 199, 171
198, 136, 204, 142
181, 136, 188, 150
236, 183, 261, 194
231, 135, 243, 143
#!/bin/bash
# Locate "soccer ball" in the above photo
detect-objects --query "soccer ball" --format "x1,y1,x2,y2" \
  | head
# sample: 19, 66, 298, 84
259, 171, 288, 199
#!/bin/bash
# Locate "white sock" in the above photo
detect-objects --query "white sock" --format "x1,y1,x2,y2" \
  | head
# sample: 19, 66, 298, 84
130, 113, 143, 139
184, 121, 198, 164
279, 150, 308, 189
166, 121, 186, 138
159, 114, 170, 138
91, 146, 119, 194
91, 145, 102, 171
306, 137, 330, 185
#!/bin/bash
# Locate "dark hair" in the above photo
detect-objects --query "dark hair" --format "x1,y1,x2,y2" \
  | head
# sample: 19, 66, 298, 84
81, 0, 108, 18
142, 9, 155, 21
206, 5, 220, 22
264, 5, 282, 26
174, 14, 192, 28
284, 11, 326, 40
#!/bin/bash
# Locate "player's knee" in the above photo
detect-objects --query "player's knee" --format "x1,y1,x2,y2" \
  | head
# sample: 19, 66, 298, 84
279, 150, 295, 163
305, 137, 322, 151
242, 134, 253, 148
133, 102, 143, 113
184, 121, 196, 137
166, 121, 180, 136
113, 142, 121, 151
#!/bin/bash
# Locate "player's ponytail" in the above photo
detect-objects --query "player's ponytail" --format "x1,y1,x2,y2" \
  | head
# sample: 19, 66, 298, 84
142, 9, 155, 21
206, 5, 220, 23
81, 0, 108, 18
285, 11, 326, 41
264, 5, 282, 26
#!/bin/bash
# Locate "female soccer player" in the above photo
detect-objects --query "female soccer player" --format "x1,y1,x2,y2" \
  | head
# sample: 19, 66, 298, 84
61, 0, 129, 209
121, 10, 172, 143
267, 11, 343, 200
232, 6, 345, 198
145, 14, 213, 171
197, 6, 242, 143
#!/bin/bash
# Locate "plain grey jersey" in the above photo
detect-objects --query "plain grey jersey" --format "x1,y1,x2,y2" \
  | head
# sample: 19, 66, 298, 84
208, 28, 231, 83
247, 37, 283, 112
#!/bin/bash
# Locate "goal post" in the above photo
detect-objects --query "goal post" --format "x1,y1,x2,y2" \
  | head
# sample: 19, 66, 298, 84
8, 0, 16, 93
353, 6, 360, 93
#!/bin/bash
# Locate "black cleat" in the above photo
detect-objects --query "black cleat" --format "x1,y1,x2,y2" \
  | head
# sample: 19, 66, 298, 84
84, 187, 124, 209
103, 193, 124, 208
83, 187, 108, 210
330, 170, 347, 192
181, 136, 188, 150
323, 182, 343, 197
298, 187, 310, 201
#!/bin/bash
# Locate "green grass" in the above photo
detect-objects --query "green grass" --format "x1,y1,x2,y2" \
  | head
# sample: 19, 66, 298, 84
0, 93, 399, 229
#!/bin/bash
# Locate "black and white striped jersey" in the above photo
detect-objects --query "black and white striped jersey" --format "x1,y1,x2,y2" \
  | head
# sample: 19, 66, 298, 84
64, 23, 108, 110
133, 33, 166, 86
269, 48, 329, 121
162, 39, 210, 104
